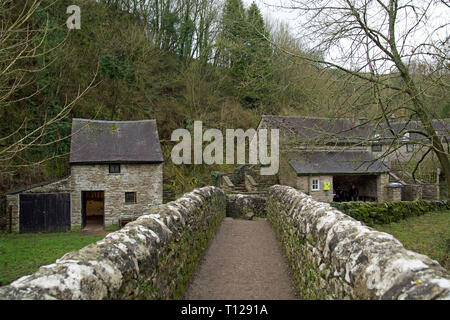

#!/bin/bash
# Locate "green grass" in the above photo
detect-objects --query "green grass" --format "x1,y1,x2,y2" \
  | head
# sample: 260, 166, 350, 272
0, 231, 105, 286
104, 225, 120, 232
374, 211, 450, 270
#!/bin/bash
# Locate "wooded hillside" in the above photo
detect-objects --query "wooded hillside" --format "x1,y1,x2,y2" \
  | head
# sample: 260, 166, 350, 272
1, 0, 448, 197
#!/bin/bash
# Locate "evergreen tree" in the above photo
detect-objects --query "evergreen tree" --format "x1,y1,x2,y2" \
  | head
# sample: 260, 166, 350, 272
220, 0, 247, 75
219, 1, 274, 109
241, 2, 274, 109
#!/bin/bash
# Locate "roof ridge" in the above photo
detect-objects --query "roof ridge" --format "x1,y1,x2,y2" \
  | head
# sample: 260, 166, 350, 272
72, 118, 156, 123
262, 115, 351, 121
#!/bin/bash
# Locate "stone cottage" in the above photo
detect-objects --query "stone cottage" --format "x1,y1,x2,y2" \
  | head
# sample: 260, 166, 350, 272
6, 119, 163, 233
254, 115, 448, 202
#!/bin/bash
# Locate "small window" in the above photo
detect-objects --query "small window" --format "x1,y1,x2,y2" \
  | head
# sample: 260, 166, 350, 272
372, 144, 382, 152
311, 179, 320, 191
125, 192, 136, 203
109, 164, 120, 173
406, 144, 414, 153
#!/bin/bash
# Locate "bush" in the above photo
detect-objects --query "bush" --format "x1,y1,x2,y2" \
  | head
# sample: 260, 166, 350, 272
330, 200, 450, 226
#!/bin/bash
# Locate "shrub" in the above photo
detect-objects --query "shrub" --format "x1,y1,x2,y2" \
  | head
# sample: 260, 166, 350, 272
330, 200, 450, 226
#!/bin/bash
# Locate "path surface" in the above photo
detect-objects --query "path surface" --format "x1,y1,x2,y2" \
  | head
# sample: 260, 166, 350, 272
183, 218, 297, 300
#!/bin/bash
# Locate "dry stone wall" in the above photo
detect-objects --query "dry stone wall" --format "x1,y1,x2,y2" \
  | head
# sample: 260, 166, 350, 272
267, 185, 450, 299
226, 194, 266, 218
0, 186, 225, 300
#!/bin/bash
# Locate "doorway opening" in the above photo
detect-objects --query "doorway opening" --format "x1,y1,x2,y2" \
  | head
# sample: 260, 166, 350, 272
333, 175, 378, 202
82, 191, 104, 228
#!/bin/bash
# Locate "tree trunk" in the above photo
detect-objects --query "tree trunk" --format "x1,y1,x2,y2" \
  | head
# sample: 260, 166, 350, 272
386, 0, 450, 197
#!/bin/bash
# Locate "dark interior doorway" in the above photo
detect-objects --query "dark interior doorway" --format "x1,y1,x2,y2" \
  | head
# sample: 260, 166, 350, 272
333, 175, 378, 202
82, 191, 104, 228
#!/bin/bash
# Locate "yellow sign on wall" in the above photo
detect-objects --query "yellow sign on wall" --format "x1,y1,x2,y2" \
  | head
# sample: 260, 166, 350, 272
323, 181, 331, 191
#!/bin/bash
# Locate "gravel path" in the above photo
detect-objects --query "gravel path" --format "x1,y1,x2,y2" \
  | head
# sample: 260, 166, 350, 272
183, 218, 297, 300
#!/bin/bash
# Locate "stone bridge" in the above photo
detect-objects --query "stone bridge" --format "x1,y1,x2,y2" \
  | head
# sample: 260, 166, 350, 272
0, 185, 449, 300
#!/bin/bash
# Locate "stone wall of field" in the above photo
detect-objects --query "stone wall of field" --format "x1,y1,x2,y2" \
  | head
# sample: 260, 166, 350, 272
267, 185, 450, 299
0, 186, 226, 300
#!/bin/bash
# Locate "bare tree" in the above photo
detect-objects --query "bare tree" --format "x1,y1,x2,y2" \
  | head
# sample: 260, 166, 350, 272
0, 0, 96, 180
271, 0, 450, 194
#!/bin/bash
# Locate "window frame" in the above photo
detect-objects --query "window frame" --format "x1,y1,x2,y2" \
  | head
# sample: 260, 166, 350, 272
311, 178, 320, 191
125, 192, 137, 204
109, 164, 121, 174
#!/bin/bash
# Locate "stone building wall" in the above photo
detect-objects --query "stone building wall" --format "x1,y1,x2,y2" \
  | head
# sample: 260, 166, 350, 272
296, 175, 334, 202
6, 195, 18, 232
267, 185, 450, 299
377, 173, 389, 202
6, 163, 163, 232
71, 163, 163, 227
0, 194, 6, 231
278, 151, 298, 188
0, 187, 226, 300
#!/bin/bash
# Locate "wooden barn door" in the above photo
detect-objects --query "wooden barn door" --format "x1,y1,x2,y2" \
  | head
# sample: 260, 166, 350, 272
19, 194, 70, 233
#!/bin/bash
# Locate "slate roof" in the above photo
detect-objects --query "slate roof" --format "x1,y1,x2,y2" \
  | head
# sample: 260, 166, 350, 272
70, 119, 163, 164
260, 115, 450, 144
288, 150, 389, 175
5, 177, 70, 195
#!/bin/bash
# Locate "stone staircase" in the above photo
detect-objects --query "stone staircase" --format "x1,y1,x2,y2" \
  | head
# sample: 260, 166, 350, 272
228, 183, 247, 194
220, 164, 277, 196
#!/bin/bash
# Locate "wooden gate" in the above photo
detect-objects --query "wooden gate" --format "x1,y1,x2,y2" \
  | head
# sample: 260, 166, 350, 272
19, 194, 70, 233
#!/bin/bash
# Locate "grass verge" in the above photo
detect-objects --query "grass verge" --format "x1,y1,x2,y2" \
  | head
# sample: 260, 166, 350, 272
374, 211, 449, 270
0, 231, 105, 286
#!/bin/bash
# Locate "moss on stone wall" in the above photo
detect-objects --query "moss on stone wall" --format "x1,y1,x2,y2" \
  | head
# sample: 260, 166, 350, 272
267, 185, 450, 300
138, 197, 225, 300
330, 200, 450, 226
0, 187, 226, 300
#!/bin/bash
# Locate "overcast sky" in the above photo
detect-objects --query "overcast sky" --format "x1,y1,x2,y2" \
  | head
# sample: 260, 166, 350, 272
243, 0, 299, 28
242, 0, 450, 71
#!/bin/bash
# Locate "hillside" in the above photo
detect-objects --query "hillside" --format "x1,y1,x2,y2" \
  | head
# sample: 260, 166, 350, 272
0, 0, 448, 197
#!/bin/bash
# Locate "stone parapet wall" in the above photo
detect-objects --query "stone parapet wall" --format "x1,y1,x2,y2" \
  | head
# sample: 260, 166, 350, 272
226, 194, 267, 218
0, 186, 226, 300
267, 185, 450, 299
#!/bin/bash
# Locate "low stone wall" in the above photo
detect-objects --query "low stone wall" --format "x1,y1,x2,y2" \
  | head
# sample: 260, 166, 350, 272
0, 186, 226, 300
267, 185, 450, 299
226, 194, 266, 218
422, 184, 439, 200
